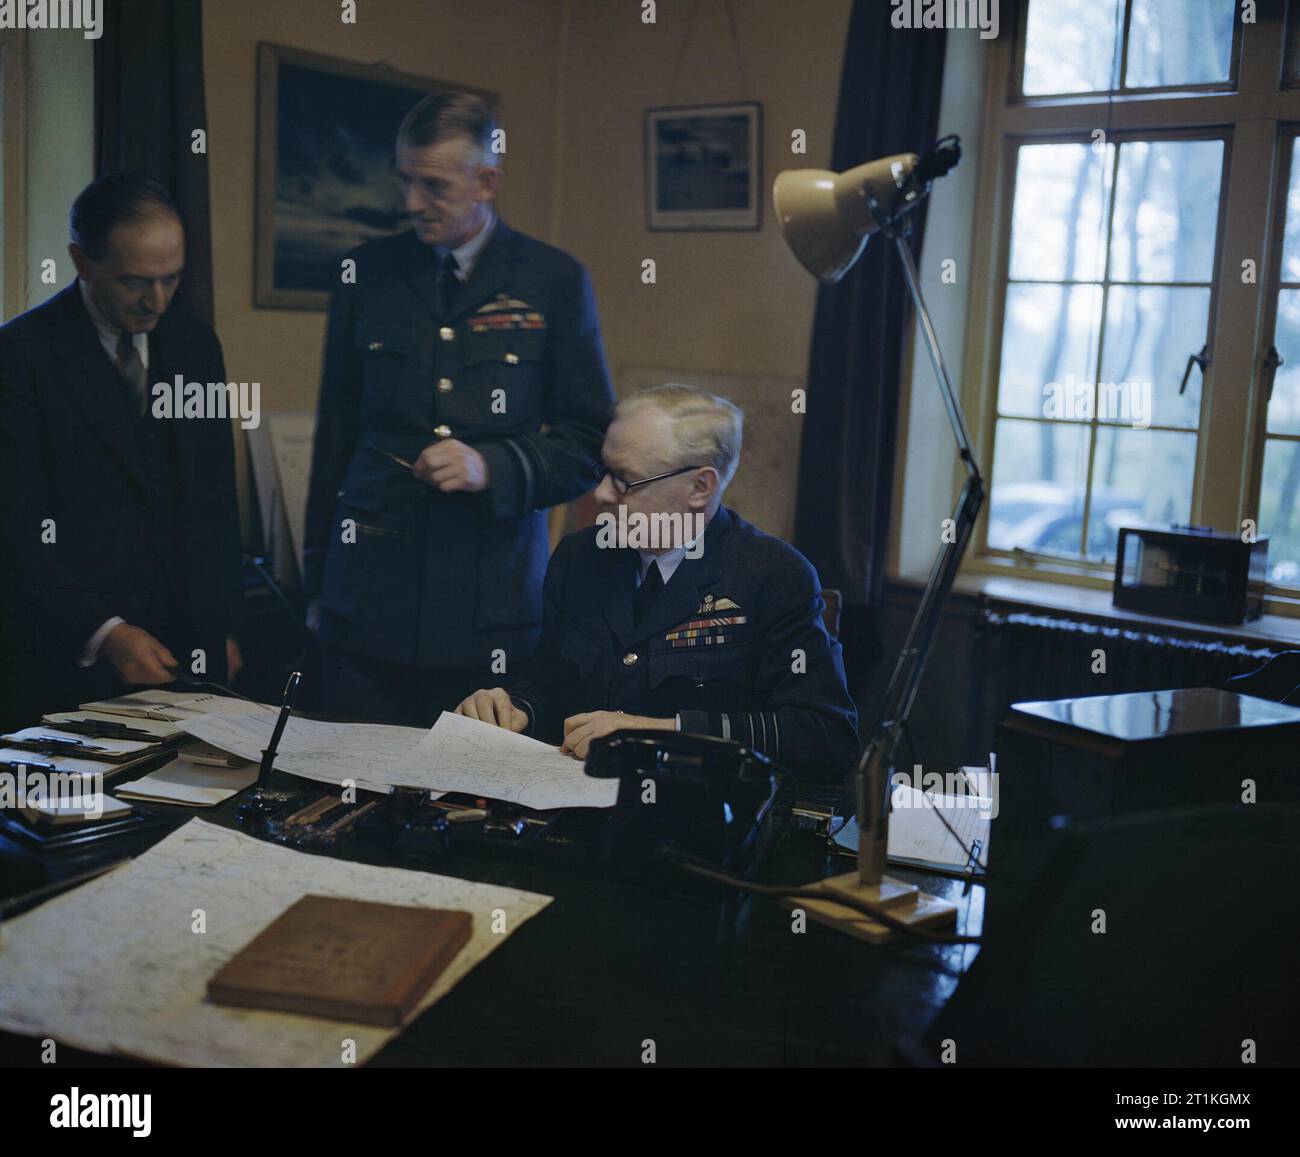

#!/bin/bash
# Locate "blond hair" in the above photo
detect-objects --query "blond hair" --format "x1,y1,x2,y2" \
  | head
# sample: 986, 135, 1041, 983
617, 385, 744, 489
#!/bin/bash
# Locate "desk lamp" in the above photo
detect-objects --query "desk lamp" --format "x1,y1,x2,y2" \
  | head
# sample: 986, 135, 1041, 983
774, 136, 982, 940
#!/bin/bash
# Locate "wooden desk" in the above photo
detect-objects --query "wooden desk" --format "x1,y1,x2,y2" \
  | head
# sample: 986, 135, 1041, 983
0, 772, 983, 1067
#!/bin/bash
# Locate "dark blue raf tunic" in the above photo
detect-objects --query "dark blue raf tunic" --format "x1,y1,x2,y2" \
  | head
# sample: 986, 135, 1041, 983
303, 223, 615, 712
510, 507, 861, 782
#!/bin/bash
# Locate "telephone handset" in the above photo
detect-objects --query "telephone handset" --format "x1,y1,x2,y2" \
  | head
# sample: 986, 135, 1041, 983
584, 730, 785, 869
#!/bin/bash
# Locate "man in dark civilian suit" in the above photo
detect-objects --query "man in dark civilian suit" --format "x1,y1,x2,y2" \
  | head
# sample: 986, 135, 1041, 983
0, 172, 243, 727
304, 91, 614, 726
456, 386, 860, 783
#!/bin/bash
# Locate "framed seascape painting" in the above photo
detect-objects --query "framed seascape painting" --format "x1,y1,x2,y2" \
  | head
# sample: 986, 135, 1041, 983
254, 43, 496, 310
644, 101, 762, 231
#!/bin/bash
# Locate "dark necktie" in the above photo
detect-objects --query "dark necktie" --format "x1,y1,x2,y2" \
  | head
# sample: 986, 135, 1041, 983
435, 251, 460, 317
633, 558, 665, 624
115, 331, 147, 417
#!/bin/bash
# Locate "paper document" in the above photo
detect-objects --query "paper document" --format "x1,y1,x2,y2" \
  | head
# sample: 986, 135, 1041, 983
834, 782, 994, 875
186, 742, 253, 768
182, 708, 619, 809
115, 756, 259, 807
21, 792, 133, 826
2, 726, 155, 759
396, 712, 620, 810
181, 709, 433, 796
0, 818, 552, 1066
80, 690, 263, 723
0, 747, 123, 782
43, 710, 189, 741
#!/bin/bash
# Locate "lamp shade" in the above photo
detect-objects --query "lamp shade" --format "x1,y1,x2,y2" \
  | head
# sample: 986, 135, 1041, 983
773, 153, 922, 282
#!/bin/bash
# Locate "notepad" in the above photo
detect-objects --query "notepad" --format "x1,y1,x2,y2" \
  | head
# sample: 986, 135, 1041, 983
207, 895, 472, 1026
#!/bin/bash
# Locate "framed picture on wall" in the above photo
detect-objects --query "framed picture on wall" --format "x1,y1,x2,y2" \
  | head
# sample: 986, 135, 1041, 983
255, 43, 496, 310
644, 101, 762, 231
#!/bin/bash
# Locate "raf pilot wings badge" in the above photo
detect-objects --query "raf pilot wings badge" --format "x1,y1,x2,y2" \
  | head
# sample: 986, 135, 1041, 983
665, 594, 747, 648
470, 293, 547, 333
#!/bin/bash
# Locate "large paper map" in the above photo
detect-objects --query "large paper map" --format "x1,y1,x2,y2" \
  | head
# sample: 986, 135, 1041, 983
0, 819, 551, 1066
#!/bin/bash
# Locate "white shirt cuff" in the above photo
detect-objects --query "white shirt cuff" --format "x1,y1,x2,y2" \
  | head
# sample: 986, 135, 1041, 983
674, 713, 681, 731
79, 617, 125, 668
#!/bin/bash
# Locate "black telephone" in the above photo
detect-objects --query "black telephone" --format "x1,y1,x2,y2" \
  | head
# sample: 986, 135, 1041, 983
584, 730, 786, 871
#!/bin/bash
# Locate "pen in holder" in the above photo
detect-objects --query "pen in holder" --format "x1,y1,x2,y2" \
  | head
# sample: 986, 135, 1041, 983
236, 670, 303, 823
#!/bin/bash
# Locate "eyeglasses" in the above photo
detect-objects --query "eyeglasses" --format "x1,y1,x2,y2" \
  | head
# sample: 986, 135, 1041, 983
603, 464, 702, 496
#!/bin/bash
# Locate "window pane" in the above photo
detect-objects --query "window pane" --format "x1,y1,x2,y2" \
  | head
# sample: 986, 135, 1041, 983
987, 419, 1090, 554
998, 285, 1103, 418
1023, 0, 1122, 96
1100, 286, 1210, 429
1260, 440, 1300, 587
1110, 139, 1224, 283
1269, 289, 1300, 436
1089, 427, 1196, 559
1125, 0, 1235, 89
1009, 143, 1113, 282
1282, 140, 1300, 282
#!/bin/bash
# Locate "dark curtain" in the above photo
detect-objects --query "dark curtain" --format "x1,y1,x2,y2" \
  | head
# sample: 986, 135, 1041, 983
793, 1, 947, 693
94, 0, 214, 325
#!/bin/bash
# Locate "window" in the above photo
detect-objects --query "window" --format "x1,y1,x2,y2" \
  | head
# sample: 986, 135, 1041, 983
989, 135, 1224, 563
1260, 136, 1300, 587
969, 0, 1300, 606
1019, 0, 1239, 97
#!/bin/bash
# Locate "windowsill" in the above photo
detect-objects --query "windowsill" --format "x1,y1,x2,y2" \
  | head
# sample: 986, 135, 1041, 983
886, 571, 1300, 650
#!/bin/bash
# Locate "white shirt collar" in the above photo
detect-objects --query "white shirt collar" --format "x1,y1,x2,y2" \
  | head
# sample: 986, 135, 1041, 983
79, 278, 148, 368
440, 211, 496, 281
638, 525, 704, 588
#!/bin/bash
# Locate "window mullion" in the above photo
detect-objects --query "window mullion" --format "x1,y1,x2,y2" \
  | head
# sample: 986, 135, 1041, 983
1196, 119, 1277, 534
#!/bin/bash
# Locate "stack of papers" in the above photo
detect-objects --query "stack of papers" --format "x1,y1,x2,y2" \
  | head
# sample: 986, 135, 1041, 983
42, 710, 190, 742
0, 692, 266, 822
116, 756, 259, 808
0, 741, 162, 789
2, 726, 156, 762
79, 689, 262, 723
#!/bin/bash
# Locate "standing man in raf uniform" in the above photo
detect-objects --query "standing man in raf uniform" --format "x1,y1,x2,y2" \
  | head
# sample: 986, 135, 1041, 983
455, 386, 860, 783
304, 92, 615, 726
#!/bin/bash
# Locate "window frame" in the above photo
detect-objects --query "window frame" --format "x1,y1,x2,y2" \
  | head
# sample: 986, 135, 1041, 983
1250, 126, 1300, 580
0, 29, 29, 322
1010, 0, 1245, 104
961, 0, 1300, 615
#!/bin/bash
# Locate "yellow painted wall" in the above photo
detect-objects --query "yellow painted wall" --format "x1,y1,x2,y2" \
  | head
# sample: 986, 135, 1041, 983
201, 0, 853, 541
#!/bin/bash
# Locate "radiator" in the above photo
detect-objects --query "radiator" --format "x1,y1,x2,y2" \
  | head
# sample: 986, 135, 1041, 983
972, 608, 1284, 754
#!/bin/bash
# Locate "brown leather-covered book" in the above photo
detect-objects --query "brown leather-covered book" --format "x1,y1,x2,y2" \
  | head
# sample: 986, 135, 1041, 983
207, 895, 472, 1026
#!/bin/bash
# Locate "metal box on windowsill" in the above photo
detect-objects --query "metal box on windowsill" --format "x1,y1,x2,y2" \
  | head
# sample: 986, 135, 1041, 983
1112, 526, 1268, 624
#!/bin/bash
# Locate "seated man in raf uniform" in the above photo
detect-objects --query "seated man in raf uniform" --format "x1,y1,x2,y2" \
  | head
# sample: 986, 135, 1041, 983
455, 385, 860, 782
